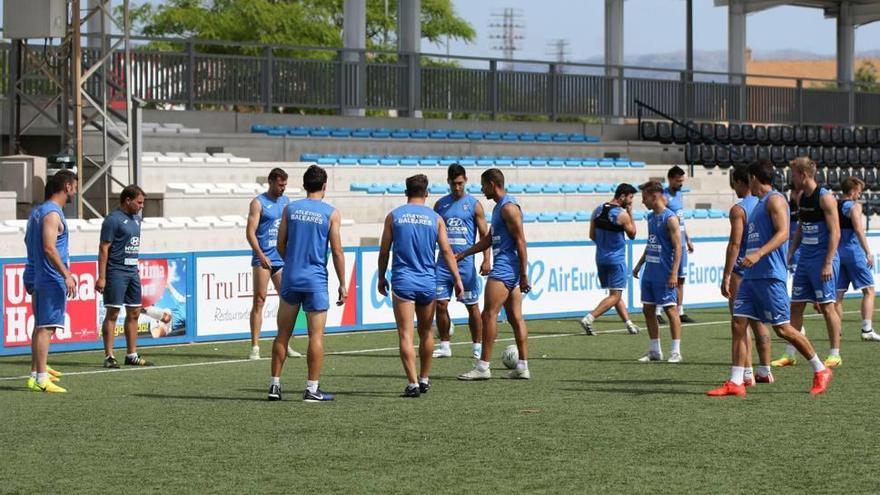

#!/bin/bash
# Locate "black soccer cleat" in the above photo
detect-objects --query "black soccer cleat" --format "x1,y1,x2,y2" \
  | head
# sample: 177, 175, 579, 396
680, 314, 697, 323
124, 355, 154, 366
657, 314, 667, 325
401, 385, 421, 398
418, 380, 431, 394
268, 384, 282, 401
103, 356, 120, 369
303, 388, 334, 402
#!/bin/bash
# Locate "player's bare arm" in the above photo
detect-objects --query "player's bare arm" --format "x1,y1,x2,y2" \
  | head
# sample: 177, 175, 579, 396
42, 211, 75, 297
329, 209, 347, 305
502, 202, 530, 293
456, 229, 492, 261
437, 220, 464, 298
377, 214, 394, 296
275, 205, 289, 259
721, 205, 744, 298
96, 240, 111, 293
474, 201, 492, 275
246, 198, 269, 269
820, 192, 840, 281
667, 215, 681, 289
788, 224, 802, 266
633, 250, 646, 278
851, 202, 874, 267
619, 209, 636, 240
743, 194, 789, 268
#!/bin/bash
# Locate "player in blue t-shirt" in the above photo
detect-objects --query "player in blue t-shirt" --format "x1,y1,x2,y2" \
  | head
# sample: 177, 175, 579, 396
245, 168, 299, 360
432, 165, 491, 360
834, 176, 879, 341
378, 174, 463, 398
774, 157, 843, 368
663, 166, 696, 324
709, 160, 831, 397
719, 166, 773, 386
632, 181, 683, 363
268, 165, 345, 402
24, 170, 78, 393
96, 185, 154, 368
580, 183, 640, 336
456, 169, 531, 381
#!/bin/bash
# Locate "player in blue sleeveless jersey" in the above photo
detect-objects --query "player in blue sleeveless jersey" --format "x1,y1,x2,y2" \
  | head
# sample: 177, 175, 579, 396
632, 181, 683, 363
433, 165, 490, 360
834, 177, 879, 341
246, 168, 300, 360
96, 185, 154, 368
378, 174, 463, 398
719, 166, 773, 386
709, 160, 831, 397
775, 157, 843, 368
580, 183, 640, 336
663, 166, 696, 324
456, 169, 531, 381
268, 165, 345, 402
24, 170, 78, 393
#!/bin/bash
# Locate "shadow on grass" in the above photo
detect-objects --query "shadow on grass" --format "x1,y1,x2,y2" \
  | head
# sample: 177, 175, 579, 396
561, 387, 704, 396
559, 378, 715, 386
133, 392, 265, 402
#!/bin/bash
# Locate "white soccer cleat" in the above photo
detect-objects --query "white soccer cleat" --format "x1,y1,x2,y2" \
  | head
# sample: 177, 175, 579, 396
625, 322, 641, 335
286, 346, 303, 358
457, 367, 491, 381
503, 368, 531, 380
248, 346, 260, 360
432, 347, 452, 358
637, 351, 663, 363
667, 352, 683, 363
861, 330, 880, 342
579, 317, 595, 336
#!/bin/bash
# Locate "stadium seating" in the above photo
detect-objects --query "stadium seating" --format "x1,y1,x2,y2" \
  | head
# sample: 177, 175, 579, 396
252, 125, 600, 143
300, 153, 645, 168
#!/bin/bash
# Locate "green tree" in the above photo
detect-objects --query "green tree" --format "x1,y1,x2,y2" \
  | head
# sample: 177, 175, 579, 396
855, 61, 878, 92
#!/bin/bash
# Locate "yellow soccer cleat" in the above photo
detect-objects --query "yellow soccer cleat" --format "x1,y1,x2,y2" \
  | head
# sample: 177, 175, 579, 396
46, 366, 63, 378
35, 380, 67, 393
26, 377, 41, 391
771, 354, 797, 367
824, 355, 842, 368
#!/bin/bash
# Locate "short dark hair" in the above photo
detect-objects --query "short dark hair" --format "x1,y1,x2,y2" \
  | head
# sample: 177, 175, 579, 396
747, 159, 774, 185
405, 174, 429, 198
45, 170, 77, 199
842, 176, 865, 194
731, 165, 750, 186
268, 168, 288, 183
667, 165, 685, 179
447, 164, 466, 182
614, 183, 637, 199
302, 165, 327, 193
481, 168, 505, 188
120, 184, 145, 203
639, 180, 664, 195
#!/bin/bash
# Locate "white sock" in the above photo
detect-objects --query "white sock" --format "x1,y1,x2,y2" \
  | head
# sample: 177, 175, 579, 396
757, 365, 771, 377
808, 354, 826, 372
440, 341, 451, 350
744, 367, 754, 378
656, 307, 663, 316
252, 345, 259, 351
671, 339, 681, 354
784, 343, 796, 356
583, 313, 595, 324
730, 366, 745, 385
37, 372, 48, 384
476, 360, 490, 371
418, 377, 429, 385
126, 352, 138, 361
270, 376, 280, 386
516, 359, 528, 371
30, 371, 37, 380
408, 382, 419, 389
829, 348, 840, 357
649, 339, 661, 354
472, 342, 482, 351
306, 380, 319, 393
625, 319, 633, 326
862, 320, 872, 331
678, 305, 684, 315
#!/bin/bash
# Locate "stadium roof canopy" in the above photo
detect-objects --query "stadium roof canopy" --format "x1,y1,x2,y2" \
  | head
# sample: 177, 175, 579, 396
713, 0, 880, 26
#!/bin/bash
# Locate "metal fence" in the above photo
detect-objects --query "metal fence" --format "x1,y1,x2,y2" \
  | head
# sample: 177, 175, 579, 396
3, 36, 880, 126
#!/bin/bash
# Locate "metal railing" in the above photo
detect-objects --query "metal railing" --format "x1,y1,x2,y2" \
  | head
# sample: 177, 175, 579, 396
3, 35, 879, 126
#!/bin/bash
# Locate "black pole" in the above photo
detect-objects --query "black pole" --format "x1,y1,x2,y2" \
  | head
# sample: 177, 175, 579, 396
685, 0, 694, 120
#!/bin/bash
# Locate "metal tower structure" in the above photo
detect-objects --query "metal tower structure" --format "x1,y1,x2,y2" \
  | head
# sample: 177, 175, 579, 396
489, 8, 524, 70
546, 38, 571, 72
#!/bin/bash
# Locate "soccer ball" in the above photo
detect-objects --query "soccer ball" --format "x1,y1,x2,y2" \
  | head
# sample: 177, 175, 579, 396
501, 345, 519, 369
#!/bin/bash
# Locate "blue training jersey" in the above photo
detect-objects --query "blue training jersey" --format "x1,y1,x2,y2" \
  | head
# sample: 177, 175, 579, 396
490, 194, 522, 282
390, 204, 440, 292
25, 202, 69, 287
663, 187, 687, 240
592, 203, 627, 265
252, 192, 289, 266
435, 194, 478, 278
100, 208, 141, 273
797, 186, 837, 263
281, 198, 335, 292
733, 194, 759, 273
838, 199, 862, 263
644, 208, 678, 283
744, 191, 789, 282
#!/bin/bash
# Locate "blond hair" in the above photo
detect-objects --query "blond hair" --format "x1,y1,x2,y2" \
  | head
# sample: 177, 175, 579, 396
789, 156, 816, 177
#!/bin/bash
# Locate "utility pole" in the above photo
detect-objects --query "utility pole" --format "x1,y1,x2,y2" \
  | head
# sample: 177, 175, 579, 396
546, 38, 570, 72
489, 8, 525, 70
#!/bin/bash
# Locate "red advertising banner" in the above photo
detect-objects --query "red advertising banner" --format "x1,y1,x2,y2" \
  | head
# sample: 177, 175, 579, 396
3, 261, 100, 346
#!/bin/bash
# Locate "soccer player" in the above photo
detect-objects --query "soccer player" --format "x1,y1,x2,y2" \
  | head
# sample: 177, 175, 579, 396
433, 164, 490, 360
268, 165, 345, 402
456, 168, 531, 381
246, 168, 300, 360
632, 181, 683, 363
580, 183, 640, 335
719, 166, 773, 386
835, 177, 880, 341
96, 185, 153, 368
708, 160, 832, 397
773, 157, 843, 368
24, 170, 78, 393
663, 166, 696, 323
378, 174, 463, 398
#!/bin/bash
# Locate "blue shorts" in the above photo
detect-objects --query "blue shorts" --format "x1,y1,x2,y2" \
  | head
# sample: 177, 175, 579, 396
678, 250, 688, 279
792, 257, 839, 304
640, 279, 677, 307
103, 270, 142, 308
733, 278, 790, 326
436, 268, 481, 305
837, 256, 874, 292
33, 283, 66, 329
393, 289, 436, 306
597, 263, 627, 290
280, 288, 329, 312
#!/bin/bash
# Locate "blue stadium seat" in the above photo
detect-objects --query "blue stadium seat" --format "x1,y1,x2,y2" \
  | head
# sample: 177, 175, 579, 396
561, 183, 579, 194
529, 158, 549, 166
337, 157, 358, 166
594, 183, 614, 193
467, 184, 482, 194
288, 127, 310, 137
577, 184, 596, 193
507, 184, 525, 194
459, 158, 477, 166
428, 184, 449, 195
399, 158, 419, 166
388, 183, 406, 194
501, 133, 519, 141
367, 185, 387, 194
483, 132, 502, 141
494, 157, 514, 167
429, 130, 449, 139
548, 158, 565, 167
351, 128, 372, 138
513, 158, 531, 166
692, 209, 710, 219
537, 212, 558, 222
267, 129, 287, 137
448, 131, 467, 139
581, 159, 599, 167
523, 213, 538, 223
681, 210, 694, 220
542, 184, 562, 193
300, 153, 321, 161
564, 159, 583, 167
613, 160, 632, 168
524, 183, 543, 194
419, 158, 439, 166
316, 157, 337, 165
535, 133, 553, 142
630, 161, 646, 168
350, 183, 371, 192
370, 129, 392, 138
465, 131, 484, 140
552, 133, 571, 142
708, 209, 725, 219
556, 211, 576, 222
358, 158, 379, 166
568, 135, 587, 143
586, 135, 601, 143
519, 133, 536, 142
574, 211, 591, 222
410, 129, 430, 139
391, 129, 411, 138
309, 128, 331, 137
598, 159, 615, 168
251, 124, 271, 134
379, 158, 399, 166
330, 128, 353, 137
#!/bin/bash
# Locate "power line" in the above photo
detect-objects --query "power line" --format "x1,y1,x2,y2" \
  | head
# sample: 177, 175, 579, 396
488, 8, 524, 70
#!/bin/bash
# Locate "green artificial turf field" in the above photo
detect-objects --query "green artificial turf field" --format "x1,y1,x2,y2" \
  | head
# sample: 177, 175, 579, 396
2, 301, 879, 494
